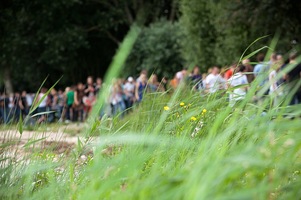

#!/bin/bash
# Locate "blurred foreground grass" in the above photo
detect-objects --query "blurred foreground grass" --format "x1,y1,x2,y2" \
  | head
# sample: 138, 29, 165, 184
1, 88, 301, 200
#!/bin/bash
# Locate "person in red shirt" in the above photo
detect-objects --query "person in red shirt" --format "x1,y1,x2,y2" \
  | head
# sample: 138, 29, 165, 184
224, 64, 236, 80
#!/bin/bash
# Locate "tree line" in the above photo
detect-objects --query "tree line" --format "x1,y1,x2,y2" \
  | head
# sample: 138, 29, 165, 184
1, 0, 300, 93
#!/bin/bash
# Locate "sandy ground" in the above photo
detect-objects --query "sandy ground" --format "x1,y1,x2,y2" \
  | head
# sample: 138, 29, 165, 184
0, 130, 79, 144
0, 123, 120, 166
0, 124, 94, 164
0, 123, 85, 144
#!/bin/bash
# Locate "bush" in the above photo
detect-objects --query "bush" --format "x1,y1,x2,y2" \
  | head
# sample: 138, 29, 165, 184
124, 20, 184, 79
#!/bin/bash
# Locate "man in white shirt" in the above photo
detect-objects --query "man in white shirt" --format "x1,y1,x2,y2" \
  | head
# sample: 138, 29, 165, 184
227, 65, 249, 106
123, 77, 135, 109
175, 68, 188, 83
205, 66, 225, 93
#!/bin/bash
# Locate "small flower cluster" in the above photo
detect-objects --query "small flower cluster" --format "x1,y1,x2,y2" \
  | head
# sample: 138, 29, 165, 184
163, 102, 207, 122
163, 102, 209, 137
190, 116, 197, 121
190, 109, 207, 122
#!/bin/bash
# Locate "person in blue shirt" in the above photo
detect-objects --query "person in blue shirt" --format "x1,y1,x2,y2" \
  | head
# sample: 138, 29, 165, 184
135, 73, 147, 102
254, 54, 267, 77
254, 53, 270, 94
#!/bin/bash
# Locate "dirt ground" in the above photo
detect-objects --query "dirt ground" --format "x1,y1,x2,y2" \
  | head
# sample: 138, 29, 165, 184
0, 123, 85, 144
0, 123, 92, 164
0, 122, 120, 165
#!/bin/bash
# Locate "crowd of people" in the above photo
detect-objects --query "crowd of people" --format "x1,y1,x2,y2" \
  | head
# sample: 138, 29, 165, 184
0, 76, 103, 124
0, 73, 168, 124
170, 52, 301, 106
0, 52, 300, 124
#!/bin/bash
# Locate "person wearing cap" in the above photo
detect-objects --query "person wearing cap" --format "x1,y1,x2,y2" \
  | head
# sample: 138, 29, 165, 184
124, 76, 135, 110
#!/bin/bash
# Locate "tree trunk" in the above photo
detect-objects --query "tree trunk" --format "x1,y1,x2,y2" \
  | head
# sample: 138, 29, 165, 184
169, 0, 177, 21
3, 66, 13, 94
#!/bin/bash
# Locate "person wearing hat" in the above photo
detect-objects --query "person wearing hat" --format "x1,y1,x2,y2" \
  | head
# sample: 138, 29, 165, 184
124, 76, 135, 110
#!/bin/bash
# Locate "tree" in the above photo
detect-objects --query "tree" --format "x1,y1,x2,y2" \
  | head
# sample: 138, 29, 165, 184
124, 20, 184, 79
0, 0, 91, 91
179, 0, 301, 70
180, 0, 218, 69
0, 0, 180, 92
213, 0, 301, 64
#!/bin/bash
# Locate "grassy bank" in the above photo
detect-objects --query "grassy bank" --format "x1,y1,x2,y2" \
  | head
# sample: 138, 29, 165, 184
1, 87, 301, 199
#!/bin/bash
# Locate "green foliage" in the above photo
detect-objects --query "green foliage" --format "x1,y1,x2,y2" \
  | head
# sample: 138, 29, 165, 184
0, 0, 179, 91
180, 0, 218, 68
211, 0, 301, 64
125, 20, 184, 78
179, 0, 301, 70
0, 0, 89, 90
2, 0, 301, 91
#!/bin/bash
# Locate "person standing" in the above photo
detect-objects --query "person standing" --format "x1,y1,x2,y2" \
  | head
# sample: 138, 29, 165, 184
123, 77, 135, 110
269, 61, 282, 106
242, 59, 254, 83
26, 92, 34, 112
65, 87, 74, 123
135, 73, 147, 102
224, 64, 236, 80
227, 65, 249, 107
56, 89, 65, 121
6, 93, 14, 122
74, 83, 85, 122
254, 54, 270, 93
95, 77, 102, 95
205, 66, 225, 93
36, 88, 48, 123
12, 92, 22, 122
276, 54, 287, 86
136, 69, 148, 82
110, 80, 126, 117
175, 68, 188, 85
170, 74, 179, 89
189, 66, 203, 91
286, 52, 301, 105
148, 74, 163, 92
47, 89, 58, 123
84, 76, 96, 116
20, 90, 29, 119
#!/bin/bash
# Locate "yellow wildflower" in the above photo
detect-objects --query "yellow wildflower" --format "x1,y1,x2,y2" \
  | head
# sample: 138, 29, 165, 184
180, 102, 185, 107
164, 106, 170, 111
190, 116, 197, 121
202, 109, 207, 114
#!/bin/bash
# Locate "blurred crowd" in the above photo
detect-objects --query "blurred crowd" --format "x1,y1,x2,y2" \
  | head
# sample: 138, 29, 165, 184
0, 76, 102, 124
0, 73, 168, 124
170, 52, 301, 106
1, 52, 300, 124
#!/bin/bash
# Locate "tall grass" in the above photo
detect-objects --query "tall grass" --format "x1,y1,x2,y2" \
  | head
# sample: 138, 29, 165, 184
1, 31, 301, 200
